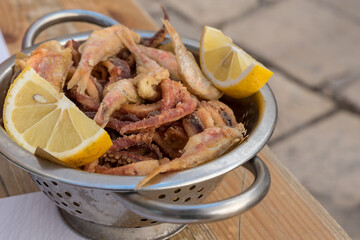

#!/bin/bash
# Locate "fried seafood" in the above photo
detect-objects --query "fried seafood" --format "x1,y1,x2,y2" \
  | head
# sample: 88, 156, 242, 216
67, 25, 140, 94
117, 27, 170, 101
142, 6, 170, 48
108, 131, 154, 152
136, 123, 246, 188
102, 57, 131, 83
64, 40, 81, 66
94, 79, 141, 127
15, 14, 250, 188
137, 45, 180, 80
119, 81, 197, 134
95, 160, 160, 176
182, 100, 237, 137
68, 87, 99, 111
182, 114, 205, 137
119, 78, 182, 119
162, 19, 222, 100
26, 40, 73, 92
101, 151, 156, 165
153, 122, 189, 158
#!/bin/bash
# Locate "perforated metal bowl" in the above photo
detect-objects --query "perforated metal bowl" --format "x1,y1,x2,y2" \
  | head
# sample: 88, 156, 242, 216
0, 10, 277, 240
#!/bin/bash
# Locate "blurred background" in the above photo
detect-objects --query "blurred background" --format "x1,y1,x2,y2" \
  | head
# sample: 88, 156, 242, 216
135, 0, 360, 238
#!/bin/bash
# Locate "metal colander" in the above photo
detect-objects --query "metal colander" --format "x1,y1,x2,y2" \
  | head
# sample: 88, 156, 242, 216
0, 10, 277, 240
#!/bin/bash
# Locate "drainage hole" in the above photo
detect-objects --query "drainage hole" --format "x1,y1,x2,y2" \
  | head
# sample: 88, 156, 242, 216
73, 202, 80, 207
42, 191, 47, 196
65, 192, 72, 197
61, 202, 68, 207
184, 197, 191, 202
140, 218, 148, 222
51, 181, 58, 186
43, 182, 49, 187
198, 194, 204, 199
48, 191, 53, 197
173, 197, 179, 202
151, 221, 157, 224
158, 194, 166, 199
174, 188, 181, 193
75, 210, 82, 214
54, 201, 60, 205
56, 193, 63, 198
135, 226, 141, 228
36, 180, 41, 186
189, 185, 196, 190
197, 187, 204, 192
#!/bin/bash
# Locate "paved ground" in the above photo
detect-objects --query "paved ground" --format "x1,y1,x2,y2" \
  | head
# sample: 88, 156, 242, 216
136, 0, 360, 238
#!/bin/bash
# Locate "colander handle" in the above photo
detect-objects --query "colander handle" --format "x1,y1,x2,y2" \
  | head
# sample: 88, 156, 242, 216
22, 9, 119, 49
114, 156, 270, 224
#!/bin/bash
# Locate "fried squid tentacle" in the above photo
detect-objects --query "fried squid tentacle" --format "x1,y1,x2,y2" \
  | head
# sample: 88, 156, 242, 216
109, 132, 154, 152
95, 160, 160, 176
68, 87, 100, 111
142, 6, 170, 48
102, 57, 131, 83
119, 78, 181, 119
102, 151, 156, 164
120, 84, 197, 134
136, 123, 246, 189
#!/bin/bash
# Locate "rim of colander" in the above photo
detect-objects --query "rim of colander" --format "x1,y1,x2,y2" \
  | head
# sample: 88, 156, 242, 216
0, 31, 277, 191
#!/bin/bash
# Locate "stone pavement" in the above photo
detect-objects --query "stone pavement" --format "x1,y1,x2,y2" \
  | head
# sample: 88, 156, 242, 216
136, 0, 360, 238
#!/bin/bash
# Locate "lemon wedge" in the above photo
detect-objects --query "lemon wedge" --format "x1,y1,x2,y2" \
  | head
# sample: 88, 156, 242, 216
200, 26, 273, 98
3, 66, 112, 167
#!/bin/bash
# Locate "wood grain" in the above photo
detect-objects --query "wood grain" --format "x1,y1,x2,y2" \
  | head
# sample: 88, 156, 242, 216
0, 0, 351, 239
0, 0, 157, 55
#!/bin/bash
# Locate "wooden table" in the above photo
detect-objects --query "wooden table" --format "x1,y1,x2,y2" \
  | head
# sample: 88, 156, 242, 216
0, 0, 351, 239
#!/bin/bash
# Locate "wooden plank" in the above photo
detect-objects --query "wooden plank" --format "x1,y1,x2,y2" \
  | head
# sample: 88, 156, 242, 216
0, 0, 157, 55
239, 146, 351, 240
0, 157, 38, 197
